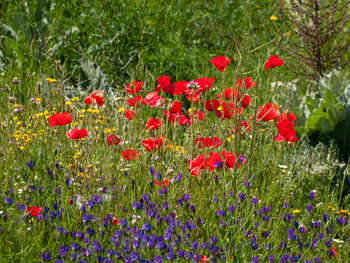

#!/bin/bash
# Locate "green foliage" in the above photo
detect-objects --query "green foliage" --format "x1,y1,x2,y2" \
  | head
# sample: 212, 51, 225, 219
1, 0, 283, 102
302, 70, 350, 159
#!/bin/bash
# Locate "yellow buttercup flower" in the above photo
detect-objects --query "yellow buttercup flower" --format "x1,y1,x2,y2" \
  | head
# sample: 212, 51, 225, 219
293, 209, 301, 214
45, 78, 57, 83
270, 16, 278, 21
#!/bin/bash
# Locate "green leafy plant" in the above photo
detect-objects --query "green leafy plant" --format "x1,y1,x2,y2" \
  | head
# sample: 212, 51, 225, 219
302, 70, 350, 157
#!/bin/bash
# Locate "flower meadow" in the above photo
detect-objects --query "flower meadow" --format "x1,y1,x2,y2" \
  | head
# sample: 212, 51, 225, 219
0, 55, 349, 263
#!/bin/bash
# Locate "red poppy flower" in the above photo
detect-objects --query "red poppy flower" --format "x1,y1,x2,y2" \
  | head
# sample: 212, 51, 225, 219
188, 154, 207, 176
173, 81, 189, 95
176, 114, 190, 126
222, 87, 241, 102
126, 95, 141, 107
141, 92, 164, 107
200, 255, 210, 262
278, 111, 296, 122
222, 102, 243, 119
264, 55, 283, 72
203, 99, 220, 112
156, 75, 174, 94
245, 77, 256, 89
107, 134, 121, 146
195, 77, 216, 92
186, 91, 201, 103
331, 247, 336, 258
27, 206, 42, 216
207, 152, 224, 171
123, 110, 135, 120
122, 149, 140, 161
210, 56, 231, 72
112, 217, 119, 225
222, 151, 238, 170
48, 112, 72, 127
66, 128, 88, 139
256, 103, 279, 122
241, 95, 251, 109
145, 118, 162, 130
207, 151, 238, 171
188, 110, 204, 125
163, 110, 178, 123
195, 137, 222, 149
84, 90, 104, 106
274, 120, 298, 143
169, 101, 182, 114
142, 137, 163, 152
155, 178, 169, 187
236, 77, 256, 89
125, 81, 143, 94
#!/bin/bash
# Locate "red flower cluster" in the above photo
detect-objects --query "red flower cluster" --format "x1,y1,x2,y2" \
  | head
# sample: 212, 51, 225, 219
255, 103, 280, 122
236, 77, 256, 89
122, 149, 140, 161
123, 110, 135, 120
145, 118, 161, 130
84, 90, 104, 106
188, 151, 240, 176
142, 137, 163, 152
126, 95, 141, 107
125, 81, 143, 94
141, 91, 164, 107
66, 128, 88, 139
188, 154, 207, 176
195, 137, 222, 149
274, 111, 298, 143
155, 178, 169, 187
48, 112, 72, 127
156, 75, 174, 94
107, 134, 121, 146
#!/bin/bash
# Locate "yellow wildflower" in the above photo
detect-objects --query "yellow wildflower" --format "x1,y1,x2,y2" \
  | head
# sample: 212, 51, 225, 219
45, 78, 57, 83
270, 16, 278, 21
